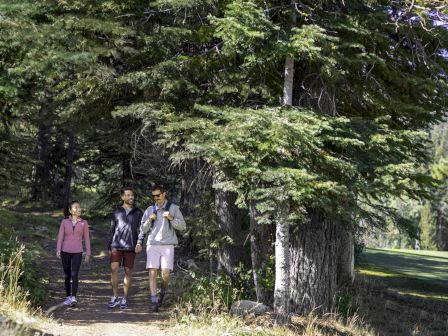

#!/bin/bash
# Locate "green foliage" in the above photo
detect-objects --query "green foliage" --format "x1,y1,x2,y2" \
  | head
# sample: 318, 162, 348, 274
419, 122, 448, 250
335, 291, 357, 318
0, 210, 45, 304
157, 104, 432, 231
256, 255, 275, 293
179, 272, 246, 314
419, 202, 438, 250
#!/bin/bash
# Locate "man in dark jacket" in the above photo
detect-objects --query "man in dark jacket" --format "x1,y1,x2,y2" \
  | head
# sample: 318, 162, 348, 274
107, 187, 143, 309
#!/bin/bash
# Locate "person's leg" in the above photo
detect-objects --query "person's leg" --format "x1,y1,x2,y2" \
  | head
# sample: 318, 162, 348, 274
148, 268, 158, 297
158, 246, 174, 306
146, 245, 161, 311
70, 253, 83, 299
123, 267, 132, 299
110, 249, 122, 298
61, 252, 72, 297
160, 268, 171, 292
122, 251, 135, 300
110, 262, 119, 297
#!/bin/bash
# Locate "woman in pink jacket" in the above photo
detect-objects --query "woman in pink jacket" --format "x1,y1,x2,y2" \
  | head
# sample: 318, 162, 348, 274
56, 200, 91, 306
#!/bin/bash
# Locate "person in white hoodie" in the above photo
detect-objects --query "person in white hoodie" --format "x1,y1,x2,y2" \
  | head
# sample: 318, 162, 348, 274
136, 185, 186, 312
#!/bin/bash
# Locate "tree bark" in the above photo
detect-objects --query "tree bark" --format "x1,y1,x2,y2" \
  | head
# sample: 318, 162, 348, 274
289, 211, 338, 315
274, 1, 296, 323
336, 226, 355, 286
214, 172, 249, 279
122, 154, 132, 186
283, 57, 295, 106
60, 133, 76, 207
274, 205, 290, 324
31, 105, 52, 202
249, 200, 274, 304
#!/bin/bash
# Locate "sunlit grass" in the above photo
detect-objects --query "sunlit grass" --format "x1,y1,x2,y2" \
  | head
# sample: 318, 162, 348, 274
359, 248, 448, 301
0, 245, 44, 324
169, 304, 374, 336
358, 265, 402, 278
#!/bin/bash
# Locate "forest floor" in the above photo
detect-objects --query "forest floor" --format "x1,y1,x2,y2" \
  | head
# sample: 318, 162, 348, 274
3, 207, 173, 336
35, 248, 171, 336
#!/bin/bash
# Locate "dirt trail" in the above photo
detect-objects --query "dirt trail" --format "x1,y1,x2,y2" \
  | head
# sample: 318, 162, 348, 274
35, 245, 172, 336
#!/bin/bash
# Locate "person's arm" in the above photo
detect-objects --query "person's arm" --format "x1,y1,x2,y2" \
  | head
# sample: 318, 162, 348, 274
137, 208, 151, 244
108, 214, 117, 251
135, 211, 144, 253
170, 206, 186, 231
83, 220, 91, 257
56, 220, 65, 257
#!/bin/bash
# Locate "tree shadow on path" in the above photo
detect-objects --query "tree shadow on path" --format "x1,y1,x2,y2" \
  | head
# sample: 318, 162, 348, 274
41, 245, 170, 327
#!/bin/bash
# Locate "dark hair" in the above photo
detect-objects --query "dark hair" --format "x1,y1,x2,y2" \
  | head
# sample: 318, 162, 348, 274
151, 185, 165, 193
120, 187, 135, 196
64, 200, 80, 218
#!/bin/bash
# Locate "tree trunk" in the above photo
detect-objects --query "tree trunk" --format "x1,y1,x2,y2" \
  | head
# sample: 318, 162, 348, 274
31, 106, 52, 202
336, 226, 355, 286
436, 208, 448, 251
214, 172, 249, 279
122, 154, 132, 185
274, 1, 296, 323
289, 211, 338, 315
249, 200, 274, 304
60, 133, 76, 207
274, 205, 290, 323
283, 57, 295, 106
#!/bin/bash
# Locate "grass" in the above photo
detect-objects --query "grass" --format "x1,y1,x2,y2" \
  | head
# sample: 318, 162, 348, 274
0, 244, 43, 324
165, 247, 448, 336
358, 247, 448, 300
167, 270, 374, 336
169, 305, 373, 336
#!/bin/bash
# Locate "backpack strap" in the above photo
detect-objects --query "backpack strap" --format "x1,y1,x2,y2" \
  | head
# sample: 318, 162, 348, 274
165, 202, 172, 230
152, 202, 173, 230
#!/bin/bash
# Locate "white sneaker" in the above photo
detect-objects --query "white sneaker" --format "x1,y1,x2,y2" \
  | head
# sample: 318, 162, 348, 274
70, 296, 78, 306
63, 296, 72, 306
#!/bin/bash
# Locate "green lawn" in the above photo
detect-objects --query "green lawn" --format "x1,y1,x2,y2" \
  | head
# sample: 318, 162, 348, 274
358, 247, 448, 300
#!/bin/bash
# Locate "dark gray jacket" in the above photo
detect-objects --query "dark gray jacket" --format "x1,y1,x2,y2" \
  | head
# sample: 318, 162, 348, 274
108, 207, 143, 251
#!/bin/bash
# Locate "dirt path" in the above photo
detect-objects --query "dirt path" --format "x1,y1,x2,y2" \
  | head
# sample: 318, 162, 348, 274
35, 246, 172, 336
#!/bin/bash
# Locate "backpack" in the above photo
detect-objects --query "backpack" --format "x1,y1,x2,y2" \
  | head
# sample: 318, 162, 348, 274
152, 202, 173, 230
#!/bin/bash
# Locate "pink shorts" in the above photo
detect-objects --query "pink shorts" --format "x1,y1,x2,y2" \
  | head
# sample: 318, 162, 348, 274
146, 245, 174, 270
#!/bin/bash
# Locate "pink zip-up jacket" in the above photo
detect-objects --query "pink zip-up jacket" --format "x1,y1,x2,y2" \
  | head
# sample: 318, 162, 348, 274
56, 217, 91, 256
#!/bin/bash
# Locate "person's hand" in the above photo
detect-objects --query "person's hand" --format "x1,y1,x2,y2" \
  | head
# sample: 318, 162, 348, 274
109, 248, 117, 257
149, 213, 157, 221
135, 244, 142, 253
85, 255, 91, 263
163, 211, 173, 221
56, 251, 61, 259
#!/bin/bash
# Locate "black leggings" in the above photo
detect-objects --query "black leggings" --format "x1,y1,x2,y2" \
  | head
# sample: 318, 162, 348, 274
61, 251, 82, 297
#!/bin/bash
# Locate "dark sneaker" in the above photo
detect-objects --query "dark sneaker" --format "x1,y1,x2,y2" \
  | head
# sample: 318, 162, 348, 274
157, 290, 165, 307
108, 297, 120, 309
120, 299, 128, 309
150, 302, 159, 313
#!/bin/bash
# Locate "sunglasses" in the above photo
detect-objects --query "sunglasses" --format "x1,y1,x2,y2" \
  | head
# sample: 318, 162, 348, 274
152, 193, 162, 198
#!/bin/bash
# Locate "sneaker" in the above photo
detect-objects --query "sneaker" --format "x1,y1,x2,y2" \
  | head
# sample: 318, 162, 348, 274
70, 296, 78, 306
157, 289, 165, 307
150, 302, 159, 313
119, 298, 128, 309
108, 296, 120, 309
63, 296, 72, 306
